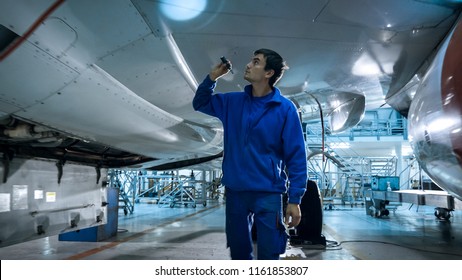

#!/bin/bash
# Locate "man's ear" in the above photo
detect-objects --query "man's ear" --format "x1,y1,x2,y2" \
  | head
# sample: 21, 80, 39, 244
265, 69, 275, 79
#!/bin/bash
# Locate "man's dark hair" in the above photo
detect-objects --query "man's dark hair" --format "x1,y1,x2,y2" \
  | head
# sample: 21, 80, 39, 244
254, 48, 289, 87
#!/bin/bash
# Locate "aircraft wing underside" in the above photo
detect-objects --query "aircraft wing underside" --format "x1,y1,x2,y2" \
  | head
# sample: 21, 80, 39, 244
0, 0, 461, 173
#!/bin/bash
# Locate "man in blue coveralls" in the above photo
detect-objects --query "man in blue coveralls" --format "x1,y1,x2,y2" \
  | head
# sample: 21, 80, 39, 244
193, 49, 307, 260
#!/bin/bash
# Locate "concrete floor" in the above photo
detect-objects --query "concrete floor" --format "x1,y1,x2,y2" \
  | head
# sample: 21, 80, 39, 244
0, 199, 461, 260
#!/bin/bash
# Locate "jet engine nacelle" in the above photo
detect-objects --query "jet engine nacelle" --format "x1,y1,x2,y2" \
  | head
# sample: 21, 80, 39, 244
408, 16, 462, 201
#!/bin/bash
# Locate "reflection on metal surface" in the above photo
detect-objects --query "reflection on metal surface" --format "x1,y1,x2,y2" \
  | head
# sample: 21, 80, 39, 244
408, 16, 462, 201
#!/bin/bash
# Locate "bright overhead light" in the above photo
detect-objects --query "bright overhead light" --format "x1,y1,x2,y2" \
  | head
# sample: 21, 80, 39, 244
427, 117, 459, 133
160, 0, 207, 21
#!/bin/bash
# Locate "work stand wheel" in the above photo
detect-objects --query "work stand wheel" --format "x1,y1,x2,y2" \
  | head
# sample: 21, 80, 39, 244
369, 206, 389, 218
374, 209, 389, 217
434, 207, 451, 221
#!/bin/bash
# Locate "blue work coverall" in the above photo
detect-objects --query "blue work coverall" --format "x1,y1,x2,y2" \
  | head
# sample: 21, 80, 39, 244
193, 75, 307, 259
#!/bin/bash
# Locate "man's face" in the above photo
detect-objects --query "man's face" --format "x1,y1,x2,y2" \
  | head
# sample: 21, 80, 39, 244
244, 53, 273, 83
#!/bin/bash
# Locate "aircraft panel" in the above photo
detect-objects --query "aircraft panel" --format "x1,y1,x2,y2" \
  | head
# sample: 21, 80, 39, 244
15, 64, 220, 158
52, 0, 152, 69
96, 33, 199, 120
0, 42, 79, 114
0, 0, 55, 35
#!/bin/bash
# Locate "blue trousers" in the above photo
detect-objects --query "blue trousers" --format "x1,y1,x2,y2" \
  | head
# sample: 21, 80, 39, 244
225, 188, 288, 260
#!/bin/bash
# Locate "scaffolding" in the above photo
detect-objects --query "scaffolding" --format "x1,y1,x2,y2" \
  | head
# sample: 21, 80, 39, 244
109, 169, 140, 215
109, 169, 223, 212
156, 178, 204, 208
306, 108, 460, 218
305, 108, 404, 207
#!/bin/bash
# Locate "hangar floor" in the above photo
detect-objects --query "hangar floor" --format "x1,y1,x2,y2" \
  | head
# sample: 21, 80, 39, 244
0, 200, 462, 260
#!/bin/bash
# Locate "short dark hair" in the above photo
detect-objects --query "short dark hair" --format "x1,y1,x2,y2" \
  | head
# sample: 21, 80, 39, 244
254, 48, 288, 87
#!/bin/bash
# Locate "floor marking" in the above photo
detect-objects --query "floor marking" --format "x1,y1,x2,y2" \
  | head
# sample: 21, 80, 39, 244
66, 203, 222, 260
